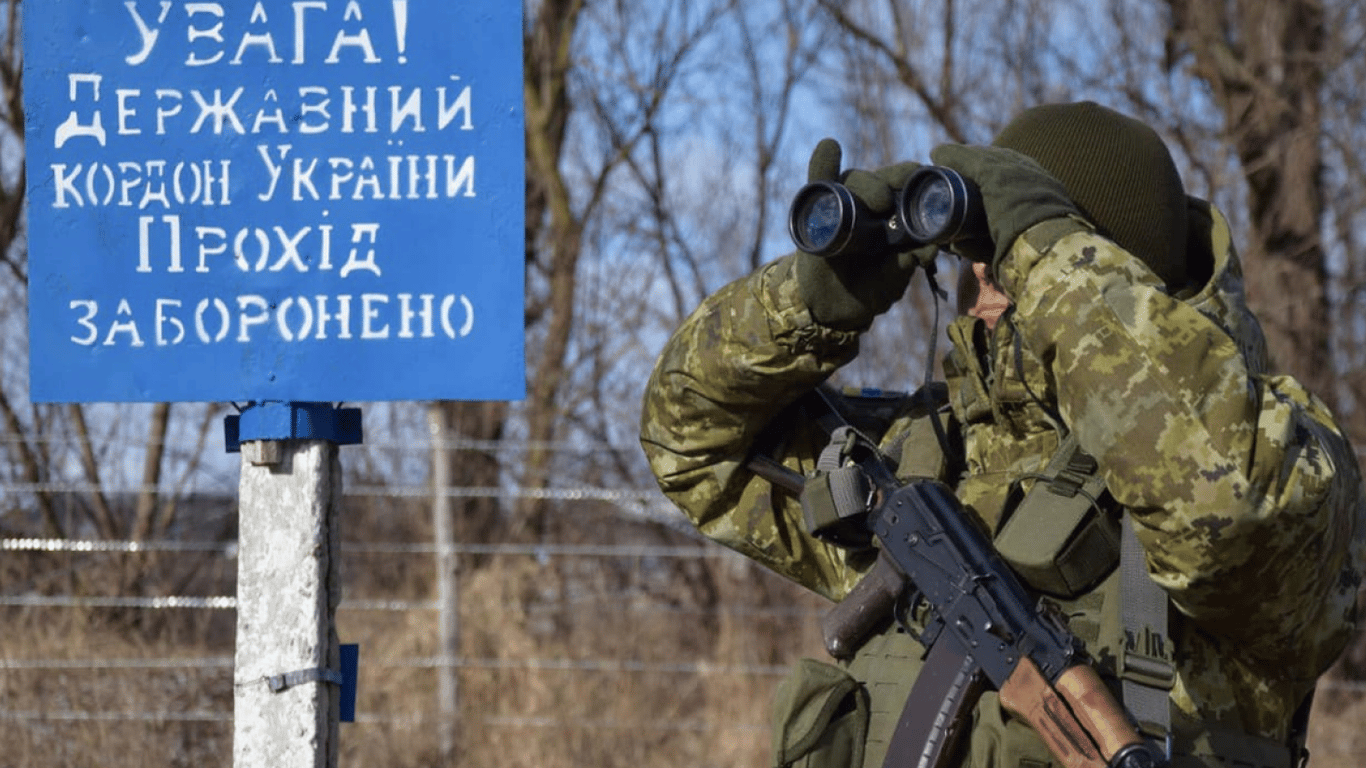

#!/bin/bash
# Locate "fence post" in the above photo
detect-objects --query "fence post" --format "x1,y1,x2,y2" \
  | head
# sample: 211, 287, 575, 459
428, 402, 460, 761
226, 402, 362, 768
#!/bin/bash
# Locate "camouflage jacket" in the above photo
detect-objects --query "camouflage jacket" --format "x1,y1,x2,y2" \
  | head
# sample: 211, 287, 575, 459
640, 201, 1363, 766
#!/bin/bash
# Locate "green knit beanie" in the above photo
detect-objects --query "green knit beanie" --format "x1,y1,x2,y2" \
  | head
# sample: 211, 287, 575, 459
992, 101, 1188, 289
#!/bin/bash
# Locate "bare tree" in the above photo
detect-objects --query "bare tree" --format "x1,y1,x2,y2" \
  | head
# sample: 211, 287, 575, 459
1166, 0, 1336, 405
0, 0, 225, 601
519, 0, 737, 534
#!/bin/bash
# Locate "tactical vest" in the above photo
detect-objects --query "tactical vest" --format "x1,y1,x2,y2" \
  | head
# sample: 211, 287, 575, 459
774, 384, 1308, 768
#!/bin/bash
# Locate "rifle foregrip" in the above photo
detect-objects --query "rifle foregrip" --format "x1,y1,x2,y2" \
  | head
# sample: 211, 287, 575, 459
999, 658, 1154, 768
820, 554, 906, 660
1055, 664, 1148, 762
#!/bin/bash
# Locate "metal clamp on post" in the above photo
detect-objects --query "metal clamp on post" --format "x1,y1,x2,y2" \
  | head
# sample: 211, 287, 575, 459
224, 401, 364, 453
255, 646, 360, 723
266, 667, 344, 693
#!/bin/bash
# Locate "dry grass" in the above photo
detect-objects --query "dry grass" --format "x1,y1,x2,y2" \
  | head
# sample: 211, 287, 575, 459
2, 516, 1363, 767
0, 508, 830, 768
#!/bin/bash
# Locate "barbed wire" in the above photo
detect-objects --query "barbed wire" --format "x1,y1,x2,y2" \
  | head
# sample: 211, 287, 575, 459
0, 655, 790, 677
0, 537, 732, 559
0, 432, 639, 456
0, 595, 427, 611
0, 595, 239, 610
0, 592, 820, 620
0, 480, 668, 503
0, 708, 771, 733
5, 461, 1366, 756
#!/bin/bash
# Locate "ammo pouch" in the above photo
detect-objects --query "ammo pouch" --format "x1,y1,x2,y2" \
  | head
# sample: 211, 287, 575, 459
771, 658, 869, 768
800, 426, 879, 549
994, 435, 1119, 598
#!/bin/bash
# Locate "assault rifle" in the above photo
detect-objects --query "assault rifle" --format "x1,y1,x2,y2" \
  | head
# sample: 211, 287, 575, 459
749, 429, 1164, 768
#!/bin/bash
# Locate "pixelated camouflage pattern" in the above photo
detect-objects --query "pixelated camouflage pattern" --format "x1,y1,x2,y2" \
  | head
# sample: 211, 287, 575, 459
639, 199, 1363, 766
993, 202, 1363, 742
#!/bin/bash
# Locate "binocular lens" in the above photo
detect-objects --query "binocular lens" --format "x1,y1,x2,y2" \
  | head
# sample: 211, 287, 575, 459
899, 166, 979, 244
796, 189, 843, 252
786, 165, 981, 258
788, 182, 858, 256
905, 176, 956, 239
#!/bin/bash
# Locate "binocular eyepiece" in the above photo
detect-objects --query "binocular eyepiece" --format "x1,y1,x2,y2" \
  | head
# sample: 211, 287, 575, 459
788, 166, 986, 259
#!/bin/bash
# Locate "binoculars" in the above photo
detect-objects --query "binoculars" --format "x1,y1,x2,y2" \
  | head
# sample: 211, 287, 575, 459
788, 166, 986, 259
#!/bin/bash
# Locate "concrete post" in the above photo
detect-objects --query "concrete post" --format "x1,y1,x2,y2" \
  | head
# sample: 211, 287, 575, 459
427, 403, 459, 760
233, 439, 342, 768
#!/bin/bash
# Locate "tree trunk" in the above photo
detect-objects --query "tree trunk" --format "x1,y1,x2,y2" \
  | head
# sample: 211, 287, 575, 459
521, 0, 586, 536
1166, 0, 1334, 404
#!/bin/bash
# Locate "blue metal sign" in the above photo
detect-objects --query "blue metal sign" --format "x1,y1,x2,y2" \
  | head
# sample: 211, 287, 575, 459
25, 1, 525, 402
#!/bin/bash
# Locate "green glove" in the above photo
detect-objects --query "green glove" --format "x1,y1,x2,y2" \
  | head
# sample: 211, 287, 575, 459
929, 144, 1084, 270
796, 139, 938, 331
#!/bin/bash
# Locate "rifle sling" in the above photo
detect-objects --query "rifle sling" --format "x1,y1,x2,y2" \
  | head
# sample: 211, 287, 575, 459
1119, 510, 1174, 754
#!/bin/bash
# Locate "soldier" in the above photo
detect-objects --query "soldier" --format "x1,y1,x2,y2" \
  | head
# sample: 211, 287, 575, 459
639, 102, 1364, 768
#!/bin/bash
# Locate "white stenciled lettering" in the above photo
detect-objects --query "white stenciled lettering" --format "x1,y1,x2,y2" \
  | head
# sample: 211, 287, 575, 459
84, 83, 476, 138
438, 80, 473, 131
116, 89, 142, 136
315, 294, 353, 339
297, 86, 331, 134
144, 217, 347, 273
185, 3, 226, 66
156, 298, 186, 345
397, 293, 435, 338
326, 1, 380, 63
234, 228, 272, 272
276, 296, 315, 341
72, 292, 475, 346
236, 295, 271, 342
440, 294, 476, 338
340, 86, 377, 133
292, 2, 329, 64
293, 154, 321, 199
255, 145, 473, 202
70, 300, 100, 345
52, 159, 231, 209
126, 1, 396, 67
104, 299, 146, 347
154, 89, 183, 134
54, 74, 107, 149
194, 226, 230, 272
124, 1, 173, 66
252, 90, 289, 134
231, 4, 284, 64
270, 226, 311, 272
340, 223, 380, 277
361, 293, 389, 339
389, 86, 424, 133
189, 88, 246, 134
256, 144, 289, 202
318, 223, 335, 269
195, 297, 232, 342
326, 156, 385, 200
137, 214, 183, 272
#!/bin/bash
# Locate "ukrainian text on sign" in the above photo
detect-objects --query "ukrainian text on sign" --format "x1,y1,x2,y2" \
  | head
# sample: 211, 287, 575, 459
27, 1, 525, 402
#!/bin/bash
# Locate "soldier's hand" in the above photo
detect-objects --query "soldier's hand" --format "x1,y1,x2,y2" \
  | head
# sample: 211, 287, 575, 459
929, 144, 1084, 270
797, 139, 938, 331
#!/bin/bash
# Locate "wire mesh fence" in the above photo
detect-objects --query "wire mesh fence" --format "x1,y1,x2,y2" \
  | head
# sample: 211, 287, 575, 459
0, 462, 833, 768
2, 444, 1365, 767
